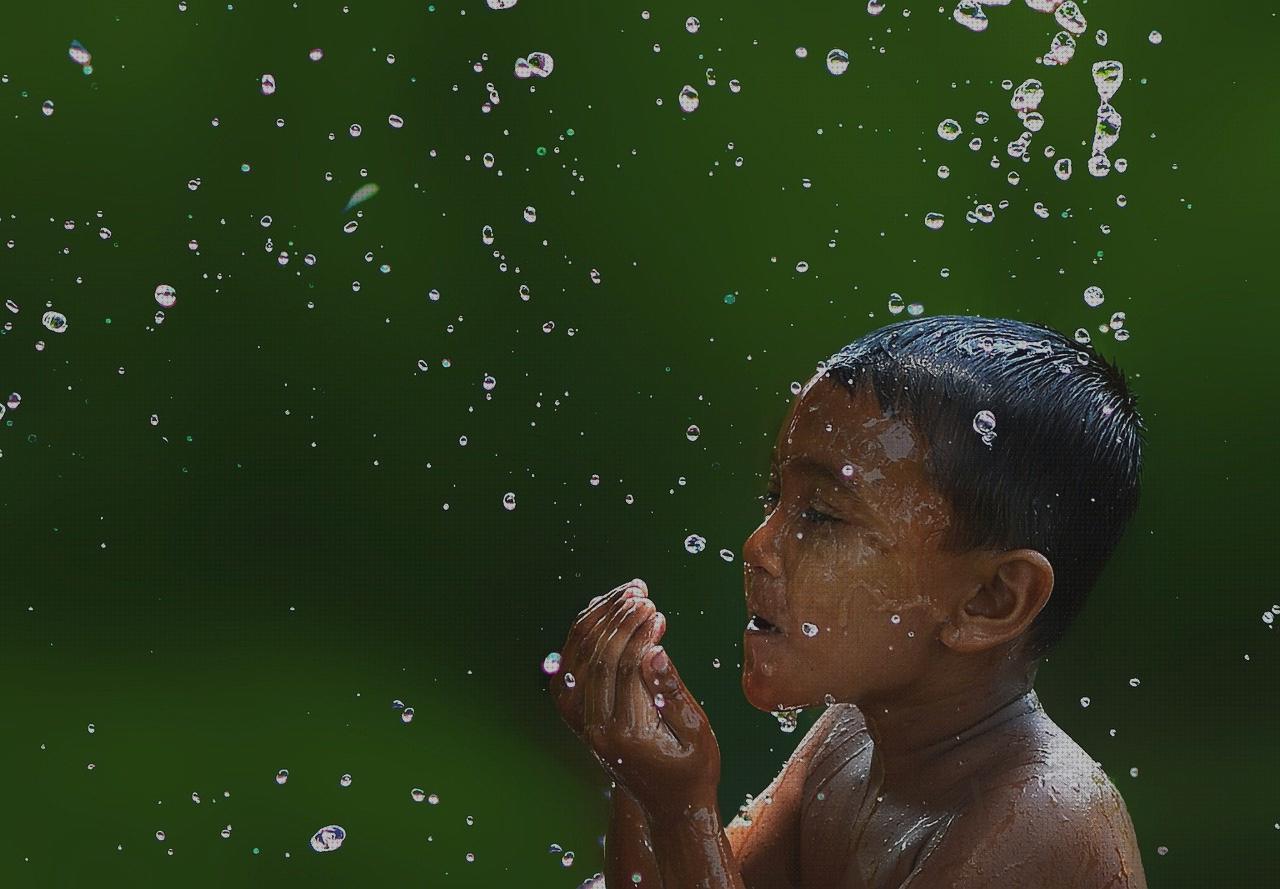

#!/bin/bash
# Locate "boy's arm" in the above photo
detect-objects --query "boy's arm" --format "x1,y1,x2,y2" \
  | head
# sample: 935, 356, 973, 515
723, 704, 845, 889
605, 783, 661, 888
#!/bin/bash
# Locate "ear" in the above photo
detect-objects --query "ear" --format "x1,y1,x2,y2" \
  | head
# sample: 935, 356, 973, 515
943, 549, 1054, 653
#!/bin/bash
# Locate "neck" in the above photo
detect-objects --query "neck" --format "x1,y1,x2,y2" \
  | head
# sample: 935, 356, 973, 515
858, 664, 1042, 787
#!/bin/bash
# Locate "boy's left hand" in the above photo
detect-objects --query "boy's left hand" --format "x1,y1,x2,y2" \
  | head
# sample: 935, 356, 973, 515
553, 579, 721, 817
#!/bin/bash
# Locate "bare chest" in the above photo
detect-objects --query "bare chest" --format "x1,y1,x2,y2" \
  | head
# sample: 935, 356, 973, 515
797, 718, 962, 889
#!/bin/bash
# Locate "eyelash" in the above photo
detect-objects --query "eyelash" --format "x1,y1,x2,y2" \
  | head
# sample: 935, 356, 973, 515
759, 491, 839, 524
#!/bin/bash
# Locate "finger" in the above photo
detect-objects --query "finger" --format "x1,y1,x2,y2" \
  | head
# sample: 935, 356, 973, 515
564, 579, 647, 665
558, 591, 639, 727
617, 611, 664, 733
560, 585, 639, 693
641, 642, 708, 748
607, 600, 660, 726
584, 597, 654, 732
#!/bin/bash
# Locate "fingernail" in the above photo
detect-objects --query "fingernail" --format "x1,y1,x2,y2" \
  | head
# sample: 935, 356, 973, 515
651, 646, 669, 673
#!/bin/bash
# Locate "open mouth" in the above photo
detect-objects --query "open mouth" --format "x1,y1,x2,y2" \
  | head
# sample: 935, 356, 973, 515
746, 614, 783, 635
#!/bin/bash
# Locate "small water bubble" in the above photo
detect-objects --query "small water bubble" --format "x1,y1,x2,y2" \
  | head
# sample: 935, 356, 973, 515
1083, 285, 1105, 307
411, 788, 426, 802
795, 260, 809, 273
156, 831, 165, 842
542, 652, 562, 675
502, 492, 517, 511
561, 850, 575, 867
719, 548, 734, 562
309, 825, 346, 853
684, 534, 707, 555
826, 49, 850, 76
275, 769, 289, 785
906, 302, 924, 316
973, 410, 997, 447
801, 622, 818, 637
1148, 30, 1163, 45
771, 709, 801, 733
1080, 696, 1091, 708
953, 0, 989, 32
563, 672, 576, 688
154, 284, 177, 308
678, 85, 700, 113
260, 73, 277, 96
1054, 158, 1072, 180
1054, 1, 1086, 35
339, 773, 353, 787
348, 123, 362, 137
937, 119, 963, 142
401, 707, 415, 723
309, 47, 324, 61
388, 114, 405, 129
42, 311, 68, 333
523, 206, 537, 223
686, 424, 701, 442
924, 212, 945, 231
1129, 677, 1141, 688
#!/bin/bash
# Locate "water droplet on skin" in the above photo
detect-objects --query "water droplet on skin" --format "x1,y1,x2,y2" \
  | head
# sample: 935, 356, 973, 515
564, 672, 577, 688
654, 693, 665, 708
802, 622, 818, 637
972, 410, 997, 447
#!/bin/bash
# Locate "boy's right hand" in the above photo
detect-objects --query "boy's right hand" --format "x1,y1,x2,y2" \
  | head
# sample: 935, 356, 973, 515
551, 578, 666, 744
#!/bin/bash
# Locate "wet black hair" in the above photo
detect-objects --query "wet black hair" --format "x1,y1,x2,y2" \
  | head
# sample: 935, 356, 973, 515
822, 315, 1144, 661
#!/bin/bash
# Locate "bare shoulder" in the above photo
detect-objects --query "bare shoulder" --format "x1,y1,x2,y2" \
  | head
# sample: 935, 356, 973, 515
906, 724, 1148, 889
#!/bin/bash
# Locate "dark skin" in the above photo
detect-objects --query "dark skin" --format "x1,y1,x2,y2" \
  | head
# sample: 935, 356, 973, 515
552, 373, 1149, 889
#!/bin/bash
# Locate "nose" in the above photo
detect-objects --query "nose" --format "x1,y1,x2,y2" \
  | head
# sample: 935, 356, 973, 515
742, 511, 783, 578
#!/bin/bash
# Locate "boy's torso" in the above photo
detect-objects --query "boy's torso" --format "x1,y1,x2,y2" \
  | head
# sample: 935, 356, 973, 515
796, 703, 1142, 889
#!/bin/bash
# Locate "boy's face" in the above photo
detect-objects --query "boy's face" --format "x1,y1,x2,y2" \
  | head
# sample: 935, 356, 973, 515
741, 372, 983, 713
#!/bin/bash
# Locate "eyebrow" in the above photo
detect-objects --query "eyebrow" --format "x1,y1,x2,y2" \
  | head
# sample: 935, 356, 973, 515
769, 453, 858, 493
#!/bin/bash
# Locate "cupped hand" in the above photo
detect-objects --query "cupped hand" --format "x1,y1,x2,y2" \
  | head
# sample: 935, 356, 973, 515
551, 578, 721, 817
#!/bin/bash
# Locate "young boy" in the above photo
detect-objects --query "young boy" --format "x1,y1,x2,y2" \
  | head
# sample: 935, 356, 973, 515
552, 316, 1149, 888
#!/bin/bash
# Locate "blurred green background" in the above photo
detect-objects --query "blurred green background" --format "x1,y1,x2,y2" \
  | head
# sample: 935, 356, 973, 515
1, 1, 1275, 886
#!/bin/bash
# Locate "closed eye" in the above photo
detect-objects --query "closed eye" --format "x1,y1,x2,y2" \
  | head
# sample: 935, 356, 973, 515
759, 491, 839, 524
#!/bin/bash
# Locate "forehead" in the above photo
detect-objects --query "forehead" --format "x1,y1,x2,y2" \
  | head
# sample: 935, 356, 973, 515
771, 373, 916, 466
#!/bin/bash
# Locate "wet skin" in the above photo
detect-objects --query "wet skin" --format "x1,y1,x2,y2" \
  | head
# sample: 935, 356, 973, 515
553, 372, 1148, 888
